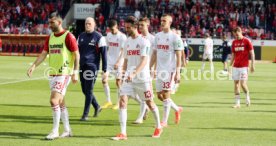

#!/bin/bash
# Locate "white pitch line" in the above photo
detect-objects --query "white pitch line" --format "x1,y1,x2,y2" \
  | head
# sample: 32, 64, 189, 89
0, 77, 46, 85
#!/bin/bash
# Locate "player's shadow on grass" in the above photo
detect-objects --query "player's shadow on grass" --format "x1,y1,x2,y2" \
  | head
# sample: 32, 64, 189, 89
0, 115, 52, 124
191, 127, 276, 132
0, 104, 49, 108
0, 132, 45, 140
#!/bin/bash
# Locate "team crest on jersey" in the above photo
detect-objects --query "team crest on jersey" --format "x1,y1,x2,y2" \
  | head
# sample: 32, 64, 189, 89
136, 44, 140, 49
166, 38, 169, 42
81, 39, 83, 42
89, 39, 95, 46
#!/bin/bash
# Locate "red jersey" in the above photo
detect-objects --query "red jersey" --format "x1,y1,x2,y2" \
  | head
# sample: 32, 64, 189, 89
43, 30, 78, 52
232, 37, 253, 68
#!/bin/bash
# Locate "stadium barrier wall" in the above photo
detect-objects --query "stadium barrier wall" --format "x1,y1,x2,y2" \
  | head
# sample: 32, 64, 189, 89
0, 35, 275, 61
0, 34, 47, 57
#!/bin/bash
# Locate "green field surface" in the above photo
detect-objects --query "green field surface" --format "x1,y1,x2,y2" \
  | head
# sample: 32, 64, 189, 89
0, 56, 276, 146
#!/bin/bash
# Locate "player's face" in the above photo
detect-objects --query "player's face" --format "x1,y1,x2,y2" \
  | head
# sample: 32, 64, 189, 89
85, 19, 95, 32
138, 21, 148, 33
125, 23, 134, 36
49, 17, 60, 33
109, 25, 118, 34
233, 31, 242, 39
161, 16, 171, 30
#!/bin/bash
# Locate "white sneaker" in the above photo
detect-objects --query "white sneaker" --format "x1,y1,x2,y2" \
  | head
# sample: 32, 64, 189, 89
60, 131, 73, 138
132, 119, 143, 124
246, 99, 251, 107
232, 104, 241, 109
45, 131, 59, 140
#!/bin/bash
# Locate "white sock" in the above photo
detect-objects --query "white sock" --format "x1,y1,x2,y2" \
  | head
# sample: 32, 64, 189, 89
169, 98, 179, 111
151, 106, 161, 129
119, 108, 127, 135
210, 62, 214, 72
235, 94, 241, 105
136, 101, 147, 121
61, 105, 71, 132
162, 99, 171, 123
245, 91, 250, 101
51, 104, 61, 133
104, 85, 111, 102
133, 94, 142, 104
201, 62, 205, 71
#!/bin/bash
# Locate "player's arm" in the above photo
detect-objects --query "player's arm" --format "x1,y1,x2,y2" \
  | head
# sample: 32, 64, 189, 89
27, 50, 48, 77
114, 47, 124, 70
230, 52, 235, 66
175, 50, 182, 83
27, 36, 50, 77
72, 50, 80, 84
250, 49, 255, 73
99, 37, 108, 73
181, 48, 186, 68
150, 49, 156, 69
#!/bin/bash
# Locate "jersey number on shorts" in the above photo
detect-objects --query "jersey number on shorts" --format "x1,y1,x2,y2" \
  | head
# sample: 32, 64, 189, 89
144, 90, 152, 99
54, 81, 63, 90
162, 82, 171, 89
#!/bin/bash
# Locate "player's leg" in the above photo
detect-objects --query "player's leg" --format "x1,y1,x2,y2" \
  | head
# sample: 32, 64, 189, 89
240, 68, 250, 106
46, 91, 63, 140
112, 82, 132, 140
132, 94, 148, 124
233, 80, 241, 108
90, 72, 101, 117
201, 54, 207, 71
79, 66, 92, 120
60, 99, 72, 138
135, 82, 162, 138
102, 71, 112, 109
112, 78, 122, 110
209, 55, 214, 73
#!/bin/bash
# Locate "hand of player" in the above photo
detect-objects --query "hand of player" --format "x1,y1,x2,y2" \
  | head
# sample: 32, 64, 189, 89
27, 64, 35, 77
126, 73, 134, 83
71, 73, 78, 84
250, 65, 255, 73
174, 72, 181, 83
114, 63, 119, 70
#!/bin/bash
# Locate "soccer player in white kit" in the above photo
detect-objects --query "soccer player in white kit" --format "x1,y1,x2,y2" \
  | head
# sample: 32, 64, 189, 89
201, 33, 214, 72
102, 19, 127, 110
112, 16, 162, 140
150, 14, 183, 127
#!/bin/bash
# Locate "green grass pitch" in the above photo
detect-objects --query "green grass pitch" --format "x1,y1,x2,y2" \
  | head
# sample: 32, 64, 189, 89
0, 56, 276, 146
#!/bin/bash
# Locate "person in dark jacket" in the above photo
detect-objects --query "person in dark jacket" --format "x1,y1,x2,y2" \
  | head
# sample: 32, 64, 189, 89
77, 17, 107, 121
217, 34, 232, 74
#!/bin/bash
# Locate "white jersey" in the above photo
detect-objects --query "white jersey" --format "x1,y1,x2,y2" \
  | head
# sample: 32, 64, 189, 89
154, 31, 184, 72
124, 35, 151, 83
204, 38, 213, 54
142, 33, 155, 56
106, 32, 127, 66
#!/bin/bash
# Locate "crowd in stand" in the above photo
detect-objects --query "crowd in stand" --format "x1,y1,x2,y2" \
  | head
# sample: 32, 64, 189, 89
0, 0, 68, 34
116, 0, 276, 40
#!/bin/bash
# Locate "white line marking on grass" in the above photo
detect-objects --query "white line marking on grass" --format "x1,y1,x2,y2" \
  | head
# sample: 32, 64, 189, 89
0, 77, 46, 85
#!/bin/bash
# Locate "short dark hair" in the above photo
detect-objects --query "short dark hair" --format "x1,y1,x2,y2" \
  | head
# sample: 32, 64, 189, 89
49, 11, 62, 20
108, 19, 118, 28
125, 16, 138, 28
232, 27, 242, 33
139, 17, 149, 23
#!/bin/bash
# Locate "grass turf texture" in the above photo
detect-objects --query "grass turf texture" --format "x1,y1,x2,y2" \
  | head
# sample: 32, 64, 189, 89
0, 56, 276, 146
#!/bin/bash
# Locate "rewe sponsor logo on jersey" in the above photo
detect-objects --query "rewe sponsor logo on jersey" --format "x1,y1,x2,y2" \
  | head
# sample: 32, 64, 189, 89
235, 47, 244, 51
49, 43, 63, 54
109, 42, 119, 47
127, 50, 140, 55
157, 45, 169, 50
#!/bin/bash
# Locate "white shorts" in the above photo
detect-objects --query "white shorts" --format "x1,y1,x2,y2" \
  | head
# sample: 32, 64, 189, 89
232, 67, 248, 81
49, 75, 71, 96
203, 53, 213, 60
106, 64, 122, 79
120, 81, 154, 101
156, 72, 175, 92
